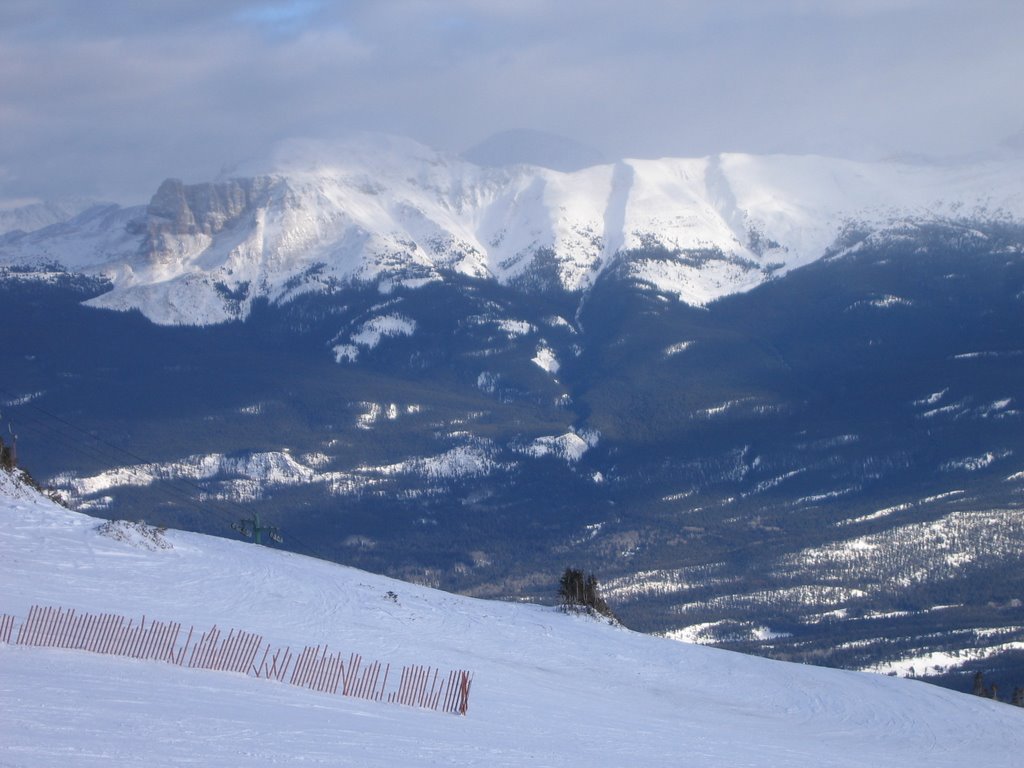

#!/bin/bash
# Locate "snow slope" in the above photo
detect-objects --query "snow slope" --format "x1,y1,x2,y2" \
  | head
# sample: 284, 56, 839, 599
2, 135, 1022, 325
2, 469, 1021, 767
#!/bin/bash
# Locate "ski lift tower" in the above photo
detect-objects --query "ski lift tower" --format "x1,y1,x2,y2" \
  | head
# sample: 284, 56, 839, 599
232, 512, 283, 546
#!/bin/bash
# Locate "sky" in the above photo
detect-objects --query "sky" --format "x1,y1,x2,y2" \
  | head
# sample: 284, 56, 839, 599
1, 0, 1022, 204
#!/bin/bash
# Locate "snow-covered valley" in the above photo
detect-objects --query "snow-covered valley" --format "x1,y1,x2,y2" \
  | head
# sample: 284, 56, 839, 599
2, 467, 1021, 767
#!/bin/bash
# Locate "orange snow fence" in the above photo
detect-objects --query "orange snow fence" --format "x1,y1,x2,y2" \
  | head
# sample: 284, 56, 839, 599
5, 604, 472, 716
186, 625, 263, 673
15, 605, 183, 661
390, 664, 473, 715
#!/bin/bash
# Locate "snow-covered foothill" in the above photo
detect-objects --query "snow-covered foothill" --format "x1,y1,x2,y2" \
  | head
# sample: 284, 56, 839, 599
356, 439, 502, 481
516, 429, 599, 463
51, 450, 319, 498
49, 450, 386, 505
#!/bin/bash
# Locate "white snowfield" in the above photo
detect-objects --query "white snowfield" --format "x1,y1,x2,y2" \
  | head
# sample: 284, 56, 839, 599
2, 134, 1022, 325
1, 469, 1021, 767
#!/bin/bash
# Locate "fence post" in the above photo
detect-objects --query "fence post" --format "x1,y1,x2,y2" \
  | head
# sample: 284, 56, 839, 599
459, 672, 471, 716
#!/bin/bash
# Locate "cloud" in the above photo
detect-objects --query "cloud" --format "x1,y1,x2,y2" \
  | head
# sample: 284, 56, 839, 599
234, 1, 326, 39
1, 1, 1021, 203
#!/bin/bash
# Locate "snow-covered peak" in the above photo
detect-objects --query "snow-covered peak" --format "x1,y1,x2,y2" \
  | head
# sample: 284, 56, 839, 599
2, 136, 1022, 325
0, 197, 103, 236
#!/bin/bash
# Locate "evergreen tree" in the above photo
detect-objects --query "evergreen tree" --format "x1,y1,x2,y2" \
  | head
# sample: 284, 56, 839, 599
558, 567, 586, 606
0, 436, 13, 471
971, 671, 986, 697
557, 567, 615, 620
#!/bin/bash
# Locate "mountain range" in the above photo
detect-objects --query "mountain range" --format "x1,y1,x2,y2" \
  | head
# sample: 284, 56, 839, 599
3, 135, 1023, 696
4, 134, 1022, 326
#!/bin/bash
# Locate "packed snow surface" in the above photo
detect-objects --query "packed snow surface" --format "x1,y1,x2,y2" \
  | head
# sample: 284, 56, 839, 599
2, 469, 1022, 767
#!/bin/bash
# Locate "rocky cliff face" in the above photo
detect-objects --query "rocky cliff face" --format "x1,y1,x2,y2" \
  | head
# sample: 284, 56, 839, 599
145, 178, 274, 237
140, 177, 279, 262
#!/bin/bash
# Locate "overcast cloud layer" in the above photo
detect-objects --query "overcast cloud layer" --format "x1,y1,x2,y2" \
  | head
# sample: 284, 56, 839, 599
2, 1, 1022, 204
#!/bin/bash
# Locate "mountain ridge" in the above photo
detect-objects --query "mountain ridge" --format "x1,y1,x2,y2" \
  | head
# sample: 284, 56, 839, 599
4, 135, 1022, 326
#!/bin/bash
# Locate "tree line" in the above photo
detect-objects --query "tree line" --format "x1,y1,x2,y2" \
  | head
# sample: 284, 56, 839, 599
972, 671, 1024, 707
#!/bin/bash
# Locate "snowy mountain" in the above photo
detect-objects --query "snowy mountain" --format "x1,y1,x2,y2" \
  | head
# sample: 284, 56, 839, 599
2, 134, 1022, 325
0, 197, 103, 236
3, 467, 1021, 767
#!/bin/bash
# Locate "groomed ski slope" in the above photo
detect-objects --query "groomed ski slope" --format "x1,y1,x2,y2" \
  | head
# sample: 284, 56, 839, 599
1, 470, 1020, 767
